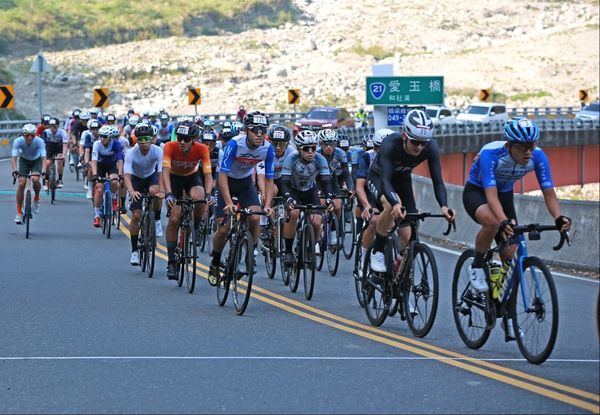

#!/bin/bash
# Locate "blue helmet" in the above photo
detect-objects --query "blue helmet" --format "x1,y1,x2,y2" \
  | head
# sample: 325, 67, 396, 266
504, 118, 539, 143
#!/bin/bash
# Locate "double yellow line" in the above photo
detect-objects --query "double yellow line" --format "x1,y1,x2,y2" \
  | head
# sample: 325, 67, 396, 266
118, 215, 599, 413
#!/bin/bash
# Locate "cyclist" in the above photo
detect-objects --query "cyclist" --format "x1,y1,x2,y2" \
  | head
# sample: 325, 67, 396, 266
124, 124, 164, 266
91, 125, 124, 227
90, 107, 106, 125
207, 111, 275, 285
36, 114, 51, 137
11, 124, 46, 223
41, 117, 68, 189
355, 128, 394, 274
367, 109, 455, 272
350, 134, 373, 183
237, 105, 247, 121
316, 128, 354, 246
162, 120, 213, 280
72, 110, 90, 172
280, 130, 333, 267
463, 118, 571, 293
122, 115, 139, 145
156, 113, 173, 145
82, 119, 101, 198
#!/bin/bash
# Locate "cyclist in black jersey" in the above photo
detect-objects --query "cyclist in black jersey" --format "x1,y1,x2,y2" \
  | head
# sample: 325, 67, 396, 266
366, 109, 455, 272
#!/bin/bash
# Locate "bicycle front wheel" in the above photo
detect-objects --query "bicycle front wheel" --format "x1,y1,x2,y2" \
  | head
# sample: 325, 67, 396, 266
216, 240, 232, 306
184, 223, 197, 294
198, 219, 208, 252
302, 223, 316, 300
353, 233, 365, 308
342, 206, 355, 259
326, 214, 340, 276
24, 190, 31, 239
104, 194, 112, 239
264, 225, 276, 280
361, 244, 390, 326
146, 213, 156, 279
140, 213, 149, 272
510, 257, 559, 364
405, 242, 439, 338
452, 249, 491, 349
232, 230, 254, 315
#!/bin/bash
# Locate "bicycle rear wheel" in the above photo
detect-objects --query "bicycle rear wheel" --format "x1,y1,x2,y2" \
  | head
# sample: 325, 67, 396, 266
104, 194, 112, 239
263, 223, 276, 279
353, 231, 365, 308
24, 190, 31, 239
510, 257, 558, 364
326, 214, 340, 276
233, 230, 254, 315
361, 244, 390, 326
452, 249, 491, 349
405, 242, 439, 338
177, 226, 185, 288
113, 197, 121, 229
145, 214, 156, 279
140, 213, 149, 272
184, 223, 197, 294
50, 165, 56, 205
198, 219, 208, 252
342, 205, 355, 260
302, 223, 316, 300
217, 239, 233, 306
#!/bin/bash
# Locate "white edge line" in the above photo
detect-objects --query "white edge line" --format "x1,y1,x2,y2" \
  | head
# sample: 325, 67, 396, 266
426, 243, 599, 284
0, 356, 598, 363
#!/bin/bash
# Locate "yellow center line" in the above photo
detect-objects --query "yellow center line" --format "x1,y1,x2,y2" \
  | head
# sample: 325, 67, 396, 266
118, 215, 599, 412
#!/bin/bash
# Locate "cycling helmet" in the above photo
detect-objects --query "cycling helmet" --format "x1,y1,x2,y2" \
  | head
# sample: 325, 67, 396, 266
268, 124, 291, 142
175, 120, 200, 141
41, 114, 51, 124
294, 130, 319, 147
149, 110, 158, 117
503, 118, 539, 143
231, 121, 244, 133
203, 118, 214, 128
79, 111, 91, 120
317, 128, 338, 143
49, 118, 59, 126
22, 124, 36, 134
89, 107, 99, 115
98, 125, 113, 138
88, 119, 100, 129
142, 110, 149, 117
106, 113, 116, 123
243, 111, 269, 129
72, 108, 81, 117
338, 138, 350, 151
202, 130, 217, 142
134, 123, 154, 138
403, 109, 434, 142
373, 128, 394, 147
361, 134, 374, 149
159, 113, 170, 123
128, 115, 139, 126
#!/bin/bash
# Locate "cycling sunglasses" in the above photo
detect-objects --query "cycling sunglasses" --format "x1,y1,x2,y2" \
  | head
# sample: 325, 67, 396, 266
300, 145, 317, 153
408, 138, 427, 147
176, 135, 193, 143
24, 133, 35, 138
273, 141, 288, 148
249, 126, 267, 136
512, 142, 537, 151
137, 135, 153, 143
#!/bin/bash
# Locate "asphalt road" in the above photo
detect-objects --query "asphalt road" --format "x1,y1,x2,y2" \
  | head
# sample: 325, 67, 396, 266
0, 158, 598, 414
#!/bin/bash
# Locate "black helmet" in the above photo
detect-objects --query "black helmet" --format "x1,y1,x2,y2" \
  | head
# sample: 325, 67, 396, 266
175, 120, 200, 141
41, 114, 51, 124
243, 111, 269, 129
268, 124, 291, 142
134, 123, 154, 138
219, 121, 236, 141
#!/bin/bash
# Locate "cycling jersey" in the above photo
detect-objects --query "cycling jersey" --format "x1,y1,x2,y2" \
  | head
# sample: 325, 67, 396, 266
92, 139, 123, 165
162, 141, 211, 177
71, 121, 88, 142
12, 136, 46, 160
220, 135, 275, 179
256, 144, 297, 180
42, 128, 68, 144
369, 132, 447, 207
118, 137, 131, 157
349, 146, 365, 165
82, 130, 99, 149
318, 147, 354, 191
467, 141, 554, 192
124, 144, 163, 179
280, 152, 332, 193
156, 123, 174, 144
356, 149, 377, 179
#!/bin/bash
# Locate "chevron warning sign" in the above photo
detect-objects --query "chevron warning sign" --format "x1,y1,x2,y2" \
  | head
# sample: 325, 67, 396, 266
0, 85, 15, 109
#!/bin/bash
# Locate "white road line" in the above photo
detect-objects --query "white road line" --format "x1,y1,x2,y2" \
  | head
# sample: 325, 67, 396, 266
426, 243, 599, 284
0, 356, 597, 363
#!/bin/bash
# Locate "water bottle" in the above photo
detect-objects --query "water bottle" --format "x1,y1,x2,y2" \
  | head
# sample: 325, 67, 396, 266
497, 260, 511, 300
489, 261, 502, 299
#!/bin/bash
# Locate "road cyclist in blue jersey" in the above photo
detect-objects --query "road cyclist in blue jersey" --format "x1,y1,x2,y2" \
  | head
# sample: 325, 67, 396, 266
207, 111, 276, 286
124, 123, 164, 266
279, 130, 334, 268
82, 119, 101, 198
366, 109, 455, 272
11, 124, 46, 224
41, 117, 68, 190
91, 125, 124, 228
462, 118, 572, 335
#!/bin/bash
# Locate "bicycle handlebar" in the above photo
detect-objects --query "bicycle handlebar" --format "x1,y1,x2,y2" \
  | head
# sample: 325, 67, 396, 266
493, 223, 571, 252
392, 209, 456, 236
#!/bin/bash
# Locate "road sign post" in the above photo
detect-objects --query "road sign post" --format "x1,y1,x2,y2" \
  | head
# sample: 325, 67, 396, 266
0, 85, 15, 109
288, 89, 300, 113
29, 51, 52, 116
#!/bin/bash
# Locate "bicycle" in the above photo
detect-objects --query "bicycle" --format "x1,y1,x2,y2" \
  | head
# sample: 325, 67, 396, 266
197, 203, 215, 253
112, 183, 123, 231
339, 190, 356, 260
452, 223, 569, 364
167, 199, 204, 294
45, 155, 63, 205
138, 194, 159, 279
284, 204, 327, 300
260, 196, 285, 281
68, 143, 81, 182
361, 211, 454, 337
216, 207, 266, 315
316, 205, 341, 276
352, 209, 379, 308
95, 177, 119, 239
12, 173, 36, 239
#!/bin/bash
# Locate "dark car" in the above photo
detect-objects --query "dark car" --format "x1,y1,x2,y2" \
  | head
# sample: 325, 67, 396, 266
293, 106, 355, 135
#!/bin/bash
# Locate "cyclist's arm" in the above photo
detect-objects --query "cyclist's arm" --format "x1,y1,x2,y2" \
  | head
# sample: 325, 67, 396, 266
426, 142, 448, 208
340, 162, 354, 191
218, 172, 233, 206
200, 146, 214, 196
541, 187, 562, 220
484, 186, 509, 222
262, 146, 276, 208
124, 173, 135, 193
378, 137, 400, 206
117, 159, 124, 176
161, 166, 172, 194
356, 178, 369, 209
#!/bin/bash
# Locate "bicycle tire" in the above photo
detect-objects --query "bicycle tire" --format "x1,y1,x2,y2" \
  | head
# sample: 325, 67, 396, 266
452, 249, 491, 349
198, 219, 208, 252
264, 224, 277, 280
146, 212, 156, 279
342, 205, 355, 260
233, 229, 254, 315
302, 223, 316, 300
326, 213, 340, 276
50, 165, 56, 205
140, 212, 149, 272
24, 190, 31, 239
115, 197, 122, 230
316, 222, 325, 271
361, 244, 390, 326
217, 238, 233, 306
510, 256, 559, 364
289, 236, 301, 293
405, 242, 439, 338
177, 225, 185, 288
353, 231, 365, 308
185, 223, 197, 294
104, 192, 112, 239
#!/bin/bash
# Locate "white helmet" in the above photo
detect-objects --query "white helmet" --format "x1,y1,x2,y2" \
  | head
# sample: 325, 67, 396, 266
317, 128, 338, 143
88, 119, 100, 129
79, 111, 91, 120
108, 125, 121, 137
294, 130, 318, 147
373, 128, 394, 146
403, 109, 434, 142
151, 125, 159, 136
22, 123, 36, 134
128, 115, 139, 126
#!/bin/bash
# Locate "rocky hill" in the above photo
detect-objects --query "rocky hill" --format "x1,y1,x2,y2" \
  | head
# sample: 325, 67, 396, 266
1, 0, 598, 118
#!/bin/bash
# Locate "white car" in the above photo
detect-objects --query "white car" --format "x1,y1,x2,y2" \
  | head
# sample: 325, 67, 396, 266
575, 101, 599, 121
425, 106, 455, 125
456, 102, 508, 124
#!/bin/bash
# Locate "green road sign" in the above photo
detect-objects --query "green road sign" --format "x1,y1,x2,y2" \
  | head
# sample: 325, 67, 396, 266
366, 76, 444, 105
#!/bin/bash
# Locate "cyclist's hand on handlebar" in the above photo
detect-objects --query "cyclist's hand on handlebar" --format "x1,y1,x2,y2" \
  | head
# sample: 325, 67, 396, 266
155, 190, 165, 199
391, 204, 406, 220
206, 194, 215, 206
264, 206, 274, 217
223, 203, 236, 215
129, 190, 142, 202
91, 174, 99, 182
284, 195, 296, 210
325, 195, 335, 212
361, 205, 372, 221
555, 215, 572, 232
499, 218, 515, 239
166, 192, 177, 208
11, 170, 19, 179
442, 206, 456, 222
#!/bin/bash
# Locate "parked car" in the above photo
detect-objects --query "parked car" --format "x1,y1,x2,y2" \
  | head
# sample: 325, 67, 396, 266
455, 102, 508, 124
425, 105, 456, 125
293, 106, 355, 135
575, 101, 600, 121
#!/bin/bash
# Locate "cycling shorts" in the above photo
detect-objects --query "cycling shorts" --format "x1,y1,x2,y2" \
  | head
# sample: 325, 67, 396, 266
129, 172, 160, 210
366, 174, 417, 215
97, 163, 118, 178
18, 157, 42, 176
289, 186, 321, 207
45, 142, 63, 159
215, 176, 259, 218
463, 182, 517, 224
170, 173, 202, 200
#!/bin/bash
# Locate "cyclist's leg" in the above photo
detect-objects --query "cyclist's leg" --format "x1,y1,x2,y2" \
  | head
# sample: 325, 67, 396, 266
395, 182, 417, 249
15, 158, 29, 214
189, 184, 206, 234
233, 176, 261, 252
129, 175, 151, 251
210, 180, 232, 268
29, 158, 42, 199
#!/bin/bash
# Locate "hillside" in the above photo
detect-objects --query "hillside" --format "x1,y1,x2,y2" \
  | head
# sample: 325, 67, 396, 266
0, 0, 598, 118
